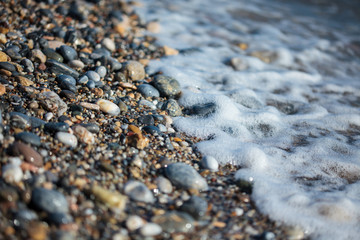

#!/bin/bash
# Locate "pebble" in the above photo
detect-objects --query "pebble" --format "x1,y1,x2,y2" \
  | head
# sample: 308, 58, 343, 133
2, 163, 23, 183
17, 76, 34, 86
138, 115, 154, 126
56, 132, 78, 148
90, 185, 127, 210
200, 156, 219, 172
57, 74, 77, 93
152, 75, 181, 98
77, 75, 88, 84
122, 60, 145, 81
163, 99, 182, 117
230, 57, 248, 71
118, 100, 128, 112
46, 59, 79, 78
140, 223, 162, 237
0, 83, 5, 95
15, 132, 41, 146
179, 196, 208, 220
187, 102, 217, 116
44, 122, 70, 133
80, 102, 100, 111
155, 177, 173, 194
165, 162, 208, 191
102, 38, 116, 52
95, 66, 107, 78
9, 141, 43, 167
0, 62, 16, 72
58, 45, 78, 62
42, 48, 64, 62
59, 90, 76, 100
29, 116, 46, 128
138, 99, 156, 110
72, 125, 95, 145
101, 56, 122, 71
20, 58, 34, 72
47, 212, 73, 226
10, 112, 31, 129
85, 70, 100, 82
143, 126, 161, 135
152, 211, 194, 233
123, 180, 155, 203
80, 123, 100, 134
97, 99, 120, 116
68, 59, 85, 69
126, 215, 144, 231
31, 187, 69, 213
38, 91, 68, 116
137, 84, 160, 98
0, 51, 10, 61
31, 49, 47, 63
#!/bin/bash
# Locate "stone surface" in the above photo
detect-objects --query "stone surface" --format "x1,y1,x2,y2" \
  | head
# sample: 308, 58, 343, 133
58, 45, 78, 62
31, 188, 69, 213
8, 141, 43, 167
200, 156, 219, 172
46, 59, 79, 78
126, 215, 144, 232
163, 99, 182, 117
85, 70, 100, 82
179, 196, 208, 220
72, 125, 95, 145
122, 61, 145, 81
15, 132, 41, 146
56, 132, 78, 148
38, 91, 68, 116
97, 99, 120, 116
137, 84, 160, 98
124, 180, 154, 203
102, 38, 116, 52
152, 75, 181, 98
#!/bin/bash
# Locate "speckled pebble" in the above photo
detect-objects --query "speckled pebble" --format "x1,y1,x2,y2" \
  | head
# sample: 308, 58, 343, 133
9, 141, 43, 167
152, 75, 181, 98
163, 99, 182, 117
38, 91, 68, 117
122, 60, 145, 81
72, 125, 95, 145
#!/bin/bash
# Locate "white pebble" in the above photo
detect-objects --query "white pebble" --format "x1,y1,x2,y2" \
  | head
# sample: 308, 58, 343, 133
56, 132, 78, 148
97, 99, 120, 116
201, 156, 219, 172
44, 112, 54, 121
126, 215, 144, 231
156, 177, 173, 194
102, 38, 116, 52
140, 223, 162, 237
2, 163, 23, 183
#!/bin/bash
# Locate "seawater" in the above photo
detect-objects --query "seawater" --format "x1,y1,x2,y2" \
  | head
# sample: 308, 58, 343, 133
136, 0, 360, 239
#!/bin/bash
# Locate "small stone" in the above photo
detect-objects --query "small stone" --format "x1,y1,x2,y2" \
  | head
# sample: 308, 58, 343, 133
31, 49, 47, 63
46, 59, 79, 78
156, 177, 173, 194
230, 57, 248, 71
38, 91, 68, 117
146, 21, 161, 33
138, 100, 156, 110
140, 223, 162, 237
15, 132, 41, 146
118, 100, 128, 112
72, 125, 95, 145
102, 38, 116, 52
10, 112, 30, 129
152, 211, 194, 233
8, 141, 43, 167
285, 226, 305, 240
47, 212, 73, 226
0, 62, 16, 72
126, 132, 149, 149
59, 90, 76, 100
31, 187, 69, 213
179, 196, 208, 220
138, 115, 154, 126
122, 61, 145, 81
97, 99, 120, 116
163, 45, 179, 56
68, 60, 84, 69
44, 122, 70, 133
80, 102, 100, 111
165, 163, 208, 191
95, 66, 107, 78
90, 185, 127, 210
42, 48, 64, 62
20, 59, 35, 72
79, 123, 100, 134
124, 180, 154, 203
77, 75, 88, 84
58, 45, 77, 62
48, 40, 65, 50
2, 163, 23, 183
85, 70, 100, 82
143, 126, 161, 135
126, 215, 144, 231
56, 132, 78, 148
0, 84, 5, 95
57, 74, 77, 93
163, 99, 182, 117
45, 112, 54, 121
137, 84, 160, 98
200, 156, 219, 172
152, 75, 181, 98
17, 76, 34, 87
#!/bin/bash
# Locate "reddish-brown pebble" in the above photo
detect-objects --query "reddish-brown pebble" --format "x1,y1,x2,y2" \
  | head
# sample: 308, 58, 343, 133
9, 141, 43, 167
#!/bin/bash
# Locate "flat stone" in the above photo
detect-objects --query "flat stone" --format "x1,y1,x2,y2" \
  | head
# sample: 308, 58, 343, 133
57, 74, 77, 93
72, 125, 95, 145
97, 99, 120, 116
46, 59, 79, 78
152, 211, 194, 233
179, 196, 208, 220
137, 84, 160, 98
42, 48, 64, 62
0, 62, 16, 72
17, 76, 34, 87
152, 75, 181, 98
31, 49, 47, 63
10, 112, 31, 129
8, 141, 43, 167
58, 45, 77, 62
15, 132, 41, 146
38, 91, 68, 117
124, 180, 154, 203
126, 215, 144, 232
56, 132, 78, 148
122, 60, 145, 81
44, 122, 70, 133
68, 59, 84, 69
79, 123, 100, 133
31, 187, 69, 213
165, 162, 208, 191
20, 59, 34, 72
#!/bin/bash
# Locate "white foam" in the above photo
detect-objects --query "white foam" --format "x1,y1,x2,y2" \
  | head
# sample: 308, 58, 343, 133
137, 0, 360, 239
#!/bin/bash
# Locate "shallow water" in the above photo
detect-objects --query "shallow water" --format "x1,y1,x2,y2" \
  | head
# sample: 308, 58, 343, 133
137, 0, 360, 239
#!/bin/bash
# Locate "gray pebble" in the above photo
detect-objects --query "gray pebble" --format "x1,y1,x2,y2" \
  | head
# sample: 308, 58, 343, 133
137, 84, 160, 98
179, 196, 208, 220
124, 180, 154, 203
31, 187, 69, 213
20, 58, 35, 72
122, 61, 145, 81
95, 66, 107, 78
44, 122, 70, 133
138, 100, 156, 110
78, 75, 88, 84
152, 75, 181, 98
140, 223, 162, 237
42, 48, 64, 62
102, 38, 116, 52
85, 71, 100, 82
155, 177, 173, 194
10, 112, 31, 129
165, 162, 208, 191
200, 156, 219, 172
152, 211, 194, 233
15, 132, 41, 146
46, 59, 79, 78
47, 212, 73, 225
58, 45, 78, 62
86, 80, 95, 89
163, 99, 182, 117
56, 132, 78, 148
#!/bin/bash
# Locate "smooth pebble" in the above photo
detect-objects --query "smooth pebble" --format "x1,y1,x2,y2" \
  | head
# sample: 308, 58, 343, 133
56, 132, 78, 148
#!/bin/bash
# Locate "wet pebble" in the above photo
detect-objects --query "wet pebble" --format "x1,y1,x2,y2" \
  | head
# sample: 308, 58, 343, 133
57, 74, 77, 92
138, 99, 156, 110
165, 162, 208, 191
56, 132, 78, 148
138, 115, 154, 126
143, 126, 161, 135
124, 180, 154, 203
152, 211, 194, 233
126, 215, 144, 232
79, 123, 100, 134
68, 59, 85, 69
38, 91, 68, 116
95, 66, 106, 78
85, 70, 100, 82
20, 58, 34, 72
179, 196, 208, 220
42, 48, 64, 62
44, 122, 69, 133
15, 132, 41, 146
97, 99, 120, 116
152, 75, 181, 98
200, 156, 219, 172
155, 177, 173, 194
77, 75, 88, 84
10, 112, 31, 129
58, 45, 77, 62
140, 223, 162, 237
137, 84, 160, 98
163, 99, 182, 117
9, 141, 43, 167
122, 60, 145, 81
0, 62, 16, 72
59, 90, 76, 100
31, 187, 69, 213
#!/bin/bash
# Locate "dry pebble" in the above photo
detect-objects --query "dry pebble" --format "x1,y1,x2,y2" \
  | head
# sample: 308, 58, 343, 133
140, 223, 162, 237
124, 180, 155, 203
122, 60, 145, 81
90, 185, 127, 210
55, 132, 78, 148
126, 215, 145, 232
96, 99, 120, 116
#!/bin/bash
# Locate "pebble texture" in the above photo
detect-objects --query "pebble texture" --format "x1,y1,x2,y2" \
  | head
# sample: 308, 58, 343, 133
31, 188, 69, 214
152, 75, 181, 98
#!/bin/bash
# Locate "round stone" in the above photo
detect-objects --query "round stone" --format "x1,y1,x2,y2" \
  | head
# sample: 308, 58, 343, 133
200, 156, 219, 172
31, 187, 69, 213
97, 99, 120, 116
102, 38, 116, 52
179, 196, 208, 220
68, 59, 85, 69
95, 66, 106, 78
56, 132, 78, 148
85, 70, 100, 82
122, 61, 145, 81
72, 125, 95, 145
58, 45, 77, 62
140, 223, 162, 237
155, 177, 173, 194
162, 99, 182, 117
123, 180, 154, 203
2, 163, 23, 183
165, 162, 208, 191
8, 141, 43, 167
137, 84, 160, 98
152, 75, 181, 98
126, 215, 144, 232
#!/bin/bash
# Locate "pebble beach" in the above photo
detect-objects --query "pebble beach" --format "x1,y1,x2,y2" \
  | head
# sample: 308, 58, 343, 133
0, 0, 299, 239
